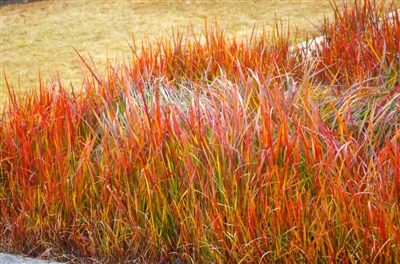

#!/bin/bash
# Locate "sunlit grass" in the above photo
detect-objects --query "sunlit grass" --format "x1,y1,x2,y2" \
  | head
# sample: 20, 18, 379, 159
1, 0, 399, 263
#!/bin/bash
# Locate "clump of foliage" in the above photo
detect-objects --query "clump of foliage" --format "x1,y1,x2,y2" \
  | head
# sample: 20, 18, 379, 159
1, 0, 399, 263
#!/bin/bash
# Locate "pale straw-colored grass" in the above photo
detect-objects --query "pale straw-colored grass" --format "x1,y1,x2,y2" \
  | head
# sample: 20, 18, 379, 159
1, 0, 350, 105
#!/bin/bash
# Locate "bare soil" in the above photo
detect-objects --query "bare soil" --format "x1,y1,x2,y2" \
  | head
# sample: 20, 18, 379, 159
1, 0, 398, 106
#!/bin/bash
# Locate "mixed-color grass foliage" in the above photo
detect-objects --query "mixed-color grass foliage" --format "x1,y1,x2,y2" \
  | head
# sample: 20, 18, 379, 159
1, 0, 400, 263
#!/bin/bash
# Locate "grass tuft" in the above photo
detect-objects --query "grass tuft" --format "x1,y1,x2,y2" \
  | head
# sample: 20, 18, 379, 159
1, 0, 399, 262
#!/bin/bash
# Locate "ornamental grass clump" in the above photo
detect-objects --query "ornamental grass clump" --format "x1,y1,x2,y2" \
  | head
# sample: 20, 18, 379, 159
1, 0, 399, 263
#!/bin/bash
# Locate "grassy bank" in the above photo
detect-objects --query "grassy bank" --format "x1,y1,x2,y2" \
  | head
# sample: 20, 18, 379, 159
1, 0, 400, 263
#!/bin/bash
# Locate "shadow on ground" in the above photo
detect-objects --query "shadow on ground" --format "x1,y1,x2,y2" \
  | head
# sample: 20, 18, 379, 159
0, 0, 43, 6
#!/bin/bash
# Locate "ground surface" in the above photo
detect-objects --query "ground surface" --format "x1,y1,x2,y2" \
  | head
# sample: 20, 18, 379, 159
2, 0, 400, 106
0, 0, 354, 106
0, 253, 65, 264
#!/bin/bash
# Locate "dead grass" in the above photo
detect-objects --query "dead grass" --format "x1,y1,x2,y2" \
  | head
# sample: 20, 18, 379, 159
1, 0, 399, 105
1, 0, 345, 106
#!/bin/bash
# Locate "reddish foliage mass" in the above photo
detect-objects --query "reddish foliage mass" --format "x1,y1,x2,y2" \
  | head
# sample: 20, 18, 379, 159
1, 0, 399, 263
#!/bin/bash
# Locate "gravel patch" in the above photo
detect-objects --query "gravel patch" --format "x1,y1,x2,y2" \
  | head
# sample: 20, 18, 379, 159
0, 253, 66, 264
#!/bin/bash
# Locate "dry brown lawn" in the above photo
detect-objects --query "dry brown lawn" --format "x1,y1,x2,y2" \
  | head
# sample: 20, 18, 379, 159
1, 0, 398, 106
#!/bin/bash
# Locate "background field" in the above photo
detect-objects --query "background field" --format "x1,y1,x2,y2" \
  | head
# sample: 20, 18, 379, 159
0, 0, 354, 106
